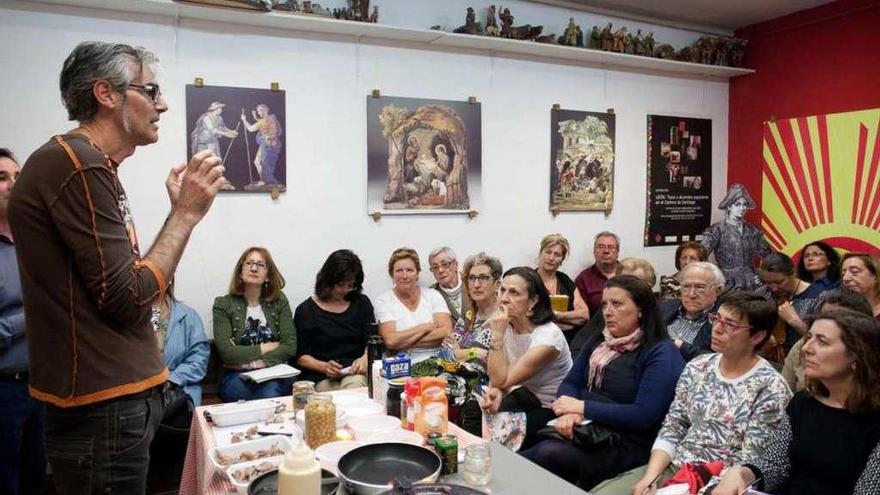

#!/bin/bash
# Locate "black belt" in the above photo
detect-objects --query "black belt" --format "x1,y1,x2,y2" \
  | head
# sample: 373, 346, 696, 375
0, 371, 28, 381
103, 384, 163, 403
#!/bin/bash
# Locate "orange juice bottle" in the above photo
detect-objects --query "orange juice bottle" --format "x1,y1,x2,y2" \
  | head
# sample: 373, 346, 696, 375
415, 377, 448, 438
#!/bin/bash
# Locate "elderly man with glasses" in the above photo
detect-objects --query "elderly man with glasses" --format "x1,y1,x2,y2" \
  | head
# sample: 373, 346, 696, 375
428, 246, 470, 322
659, 262, 726, 361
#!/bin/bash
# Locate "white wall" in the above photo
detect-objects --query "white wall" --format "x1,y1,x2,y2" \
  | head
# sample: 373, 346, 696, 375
0, 1, 729, 336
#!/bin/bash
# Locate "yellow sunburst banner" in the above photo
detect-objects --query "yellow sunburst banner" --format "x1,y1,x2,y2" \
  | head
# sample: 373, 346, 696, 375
762, 108, 880, 257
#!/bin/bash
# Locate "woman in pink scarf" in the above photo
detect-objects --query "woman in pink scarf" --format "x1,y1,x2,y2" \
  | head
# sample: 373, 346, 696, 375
521, 275, 685, 489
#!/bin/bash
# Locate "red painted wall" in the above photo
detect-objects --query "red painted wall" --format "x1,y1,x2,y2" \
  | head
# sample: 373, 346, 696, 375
728, 0, 880, 222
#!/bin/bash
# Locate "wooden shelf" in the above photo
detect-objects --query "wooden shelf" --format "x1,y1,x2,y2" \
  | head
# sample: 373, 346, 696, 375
26, 0, 754, 79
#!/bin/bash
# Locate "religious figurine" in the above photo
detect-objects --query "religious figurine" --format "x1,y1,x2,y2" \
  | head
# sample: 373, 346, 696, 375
677, 46, 698, 63
453, 7, 483, 35
369, 5, 378, 23
714, 38, 731, 66
644, 31, 655, 55
560, 17, 579, 46
600, 23, 614, 51
273, 0, 301, 11
588, 26, 601, 49
536, 33, 557, 44
499, 7, 514, 38
623, 31, 635, 54
702, 184, 773, 290
611, 26, 627, 52
632, 29, 645, 55
654, 43, 675, 59
729, 38, 747, 67
486, 5, 500, 36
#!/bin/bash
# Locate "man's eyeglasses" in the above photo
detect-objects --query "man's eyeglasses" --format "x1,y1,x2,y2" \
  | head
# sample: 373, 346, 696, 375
128, 83, 162, 103
467, 274, 494, 284
430, 260, 455, 271
681, 283, 713, 295
244, 260, 267, 270
708, 312, 752, 333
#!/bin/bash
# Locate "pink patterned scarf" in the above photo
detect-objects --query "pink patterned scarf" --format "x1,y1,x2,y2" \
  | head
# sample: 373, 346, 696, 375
588, 327, 644, 390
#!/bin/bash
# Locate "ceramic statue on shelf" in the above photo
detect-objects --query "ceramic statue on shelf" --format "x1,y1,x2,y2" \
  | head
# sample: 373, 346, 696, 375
453, 7, 482, 35
611, 26, 627, 52
599, 23, 613, 51
560, 17, 580, 47
588, 25, 601, 49
485, 5, 499, 36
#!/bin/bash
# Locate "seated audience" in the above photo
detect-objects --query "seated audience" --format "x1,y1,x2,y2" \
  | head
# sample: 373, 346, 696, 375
213, 247, 297, 402
758, 252, 825, 363
521, 275, 684, 489
796, 241, 841, 290
841, 253, 880, 322
660, 241, 709, 299
711, 308, 880, 495
534, 234, 589, 339
592, 292, 791, 494
575, 231, 621, 318
660, 262, 724, 361
428, 246, 468, 322
294, 249, 374, 391
617, 257, 657, 288
782, 288, 873, 392
483, 267, 573, 449
375, 247, 452, 362
443, 252, 502, 367
569, 258, 659, 357
153, 282, 210, 407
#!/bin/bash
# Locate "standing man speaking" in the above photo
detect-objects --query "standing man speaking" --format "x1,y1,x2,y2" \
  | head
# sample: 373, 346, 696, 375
9, 41, 225, 494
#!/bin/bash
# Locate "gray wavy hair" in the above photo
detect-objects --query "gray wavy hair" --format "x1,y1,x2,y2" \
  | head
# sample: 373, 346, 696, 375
682, 261, 726, 287
60, 41, 159, 122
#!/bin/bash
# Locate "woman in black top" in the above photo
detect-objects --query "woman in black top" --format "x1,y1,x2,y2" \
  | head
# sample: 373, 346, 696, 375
293, 250, 375, 391
535, 233, 589, 341
712, 308, 880, 495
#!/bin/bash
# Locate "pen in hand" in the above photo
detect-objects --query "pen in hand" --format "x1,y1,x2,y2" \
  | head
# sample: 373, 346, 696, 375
736, 476, 762, 495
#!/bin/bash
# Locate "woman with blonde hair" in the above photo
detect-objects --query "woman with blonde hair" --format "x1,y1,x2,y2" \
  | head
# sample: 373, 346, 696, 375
213, 247, 296, 402
375, 247, 452, 362
535, 234, 590, 340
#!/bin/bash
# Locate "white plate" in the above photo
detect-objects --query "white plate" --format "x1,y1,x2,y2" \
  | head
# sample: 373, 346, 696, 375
209, 435, 292, 471
346, 415, 401, 440
341, 402, 384, 418
225, 456, 284, 495
365, 429, 423, 446
315, 440, 364, 465
207, 400, 280, 427
328, 392, 370, 407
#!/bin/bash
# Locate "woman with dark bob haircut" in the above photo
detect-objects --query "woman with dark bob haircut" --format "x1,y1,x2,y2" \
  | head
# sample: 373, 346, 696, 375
712, 308, 880, 495
293, 250, 375, 391
483, 267, 573, 450
521, 275, 684, 489
796, 240, 841, 290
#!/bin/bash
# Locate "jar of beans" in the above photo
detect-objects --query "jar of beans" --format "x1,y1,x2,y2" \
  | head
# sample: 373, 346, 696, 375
305, 394, 336, 449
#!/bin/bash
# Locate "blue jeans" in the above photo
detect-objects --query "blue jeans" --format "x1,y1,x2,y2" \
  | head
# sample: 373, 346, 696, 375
219, 370, 291, 402
0, 377, 47, 495
44, 389, 163, 495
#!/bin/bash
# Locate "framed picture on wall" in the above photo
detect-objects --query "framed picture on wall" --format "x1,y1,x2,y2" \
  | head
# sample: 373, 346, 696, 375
644, 114, 712, 246
366, 95, 481, 214
549, 108, 616, 212
186, 84, 286, 193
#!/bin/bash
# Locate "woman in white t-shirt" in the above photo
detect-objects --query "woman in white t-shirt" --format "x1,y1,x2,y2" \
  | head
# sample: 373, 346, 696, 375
485, 266, 573, 449
375, 247, 452, 362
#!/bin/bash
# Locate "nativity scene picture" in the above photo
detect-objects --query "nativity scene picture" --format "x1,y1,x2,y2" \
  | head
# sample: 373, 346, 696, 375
367, 95, 481, 212
186, 84, 286, 193
549, 109, 615, 211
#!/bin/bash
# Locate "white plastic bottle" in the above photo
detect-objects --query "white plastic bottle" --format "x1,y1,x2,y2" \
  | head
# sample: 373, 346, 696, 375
277, 439, 321, 495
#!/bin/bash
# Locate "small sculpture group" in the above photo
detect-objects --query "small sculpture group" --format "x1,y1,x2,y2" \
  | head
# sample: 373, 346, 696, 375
202, 0, 378, 22
448, 6, 748, 68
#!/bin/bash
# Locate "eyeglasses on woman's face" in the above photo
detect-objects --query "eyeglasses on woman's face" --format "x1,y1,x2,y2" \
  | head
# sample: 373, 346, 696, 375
467, 274, 494, 285
708, 312, 752, 333
244, 260, 267, 270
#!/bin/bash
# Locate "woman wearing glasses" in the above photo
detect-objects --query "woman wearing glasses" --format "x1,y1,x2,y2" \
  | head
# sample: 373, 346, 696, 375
593, 292, 791, 495
711, 308, 880, 495
375, 247, 452, 363
795, 241, 841, 290
213, 247, 297, 402
442, 252, 502, 366
294, 250, 375, 391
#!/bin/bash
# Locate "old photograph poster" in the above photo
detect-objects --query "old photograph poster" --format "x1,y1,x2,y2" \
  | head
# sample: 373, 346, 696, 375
367, 95, 481, 213
644, 115, 712, 246
550, 109, 615, 212
186, 84, 286, 192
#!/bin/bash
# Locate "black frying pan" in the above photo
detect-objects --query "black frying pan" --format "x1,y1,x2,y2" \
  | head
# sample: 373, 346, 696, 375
337, 443, 442, 495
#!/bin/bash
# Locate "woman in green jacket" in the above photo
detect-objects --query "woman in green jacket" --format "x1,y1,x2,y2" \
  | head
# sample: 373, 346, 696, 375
214, 246, 297, 402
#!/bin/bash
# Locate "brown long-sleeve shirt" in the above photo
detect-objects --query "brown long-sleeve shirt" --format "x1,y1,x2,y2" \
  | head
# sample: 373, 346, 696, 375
9, 134, 168, 407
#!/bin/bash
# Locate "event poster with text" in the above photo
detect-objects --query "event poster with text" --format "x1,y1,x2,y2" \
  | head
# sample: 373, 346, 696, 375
644, 115, 712, 246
